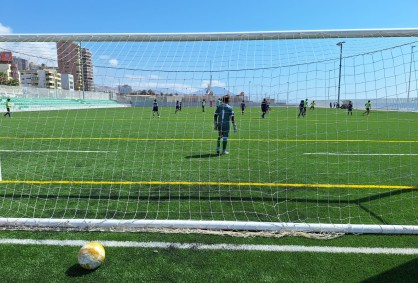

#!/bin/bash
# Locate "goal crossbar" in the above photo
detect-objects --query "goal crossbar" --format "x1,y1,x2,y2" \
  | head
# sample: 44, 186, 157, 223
2, 28, 418, 42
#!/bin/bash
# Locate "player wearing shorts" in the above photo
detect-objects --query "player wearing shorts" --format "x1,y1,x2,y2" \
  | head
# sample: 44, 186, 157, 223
214, 95, 237, 155
152, 99, 160, 118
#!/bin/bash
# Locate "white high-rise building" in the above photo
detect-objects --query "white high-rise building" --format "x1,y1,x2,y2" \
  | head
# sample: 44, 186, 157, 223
61, 73, 74, 91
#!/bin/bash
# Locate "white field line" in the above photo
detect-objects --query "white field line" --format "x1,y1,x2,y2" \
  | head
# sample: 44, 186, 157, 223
0, 239, 417, 255
304, 153, 418, 156
0, 150, 116, 153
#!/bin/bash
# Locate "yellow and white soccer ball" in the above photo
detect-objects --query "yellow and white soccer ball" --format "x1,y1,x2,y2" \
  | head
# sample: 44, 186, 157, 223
78, 242, 106, 270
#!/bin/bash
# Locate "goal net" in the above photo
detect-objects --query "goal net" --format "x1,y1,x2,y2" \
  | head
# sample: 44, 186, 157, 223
0, 29, 417, 234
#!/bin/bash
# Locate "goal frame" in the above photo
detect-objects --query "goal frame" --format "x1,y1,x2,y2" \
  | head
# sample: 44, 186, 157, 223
1, 28, 417, 235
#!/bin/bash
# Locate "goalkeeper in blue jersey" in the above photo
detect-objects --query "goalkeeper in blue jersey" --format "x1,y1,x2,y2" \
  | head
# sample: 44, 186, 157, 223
214, 95, 237, 155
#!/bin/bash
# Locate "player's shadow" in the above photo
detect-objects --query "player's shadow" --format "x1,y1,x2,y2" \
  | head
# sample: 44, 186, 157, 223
185, 153, 220, 159
361, 258, 418, 282
65, 264, 97, 277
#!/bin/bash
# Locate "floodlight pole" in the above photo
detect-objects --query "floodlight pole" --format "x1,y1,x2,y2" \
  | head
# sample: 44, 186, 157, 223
407, 45, 415, 100
249, 81, 251, 102
336, 41, 345, 107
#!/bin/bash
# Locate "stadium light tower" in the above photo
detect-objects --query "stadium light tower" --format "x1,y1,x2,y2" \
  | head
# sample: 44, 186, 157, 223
336, 41, 345, 107
407, 45, 416, 100
249, 80, 251, 102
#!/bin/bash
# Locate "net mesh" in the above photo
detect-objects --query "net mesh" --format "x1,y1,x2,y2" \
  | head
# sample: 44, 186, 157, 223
0, 31, 417, 233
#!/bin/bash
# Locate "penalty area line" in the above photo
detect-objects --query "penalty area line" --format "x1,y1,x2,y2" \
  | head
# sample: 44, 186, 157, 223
0, 180, 417, 190
304, 153, 418, 156
0, 239, 417, 255
0, 150, 116, 153
0, 137, 417, 143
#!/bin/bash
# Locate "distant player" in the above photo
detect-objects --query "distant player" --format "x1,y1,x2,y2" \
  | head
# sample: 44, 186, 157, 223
304, 99, 308, 114
347, 101, 353, 115
3, 98, 11, 118
261, 98, 268, 118
214, 95, 237, 155
297, 99, 305, 117
179, 101, 182, 111
240, 100, 246, 115
202, 99, 206, 112
363, 100, 371, 116
310, 100, 316, 110
152, 99, 160, 118
175, 100, 180, 114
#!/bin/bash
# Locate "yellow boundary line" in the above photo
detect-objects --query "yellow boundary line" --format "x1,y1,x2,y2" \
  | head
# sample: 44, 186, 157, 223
0, 180, 416, 190
0, 137, 417, 143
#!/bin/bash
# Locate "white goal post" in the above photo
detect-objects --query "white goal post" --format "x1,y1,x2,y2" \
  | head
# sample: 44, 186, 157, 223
0, 29, 417, 235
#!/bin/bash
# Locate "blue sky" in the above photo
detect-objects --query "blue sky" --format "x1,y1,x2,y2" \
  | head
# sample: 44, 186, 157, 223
1, 0, 418, 102
1, 0, 418, 34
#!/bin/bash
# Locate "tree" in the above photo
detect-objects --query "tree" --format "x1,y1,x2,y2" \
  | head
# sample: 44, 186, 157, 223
0, 72, 8, 85
8, 79, 19, 86
0, 72, 19, 86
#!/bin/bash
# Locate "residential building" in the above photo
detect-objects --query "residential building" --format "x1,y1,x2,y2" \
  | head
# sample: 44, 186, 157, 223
81, 48, 94, 91
37, 69, 61, 89
20, 69, 61, 89
29, 62, 46, 70
57, 42, 82, 90
118, 84, 133, 94
61, 73, 74, 91
20, 70, 38, 87
13, 57, 30, 71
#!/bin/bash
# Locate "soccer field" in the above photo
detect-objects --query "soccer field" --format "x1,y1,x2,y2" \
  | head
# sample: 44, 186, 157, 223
0, 105, 417, 281
0, 106, 416, 225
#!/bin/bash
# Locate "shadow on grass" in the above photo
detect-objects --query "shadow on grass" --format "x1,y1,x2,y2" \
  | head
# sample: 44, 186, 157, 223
3, 186, 417, 225
185, 153, 220, 158
362, 258, 418, 283
65, 264, 97, 277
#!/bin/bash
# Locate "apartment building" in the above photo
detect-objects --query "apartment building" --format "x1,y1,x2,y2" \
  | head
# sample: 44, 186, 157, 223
12, 57, 30, 71
57, 42, 82, 90
57, 42, 94, 91
61, 73, 74, 91
81, 48, 94, 91
20, 69, 61, 89
38, 69, 61, 89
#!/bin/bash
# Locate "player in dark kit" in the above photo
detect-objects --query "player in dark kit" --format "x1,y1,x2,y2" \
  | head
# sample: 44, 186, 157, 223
202, 99, 206, 112
152, 99, 160, 118
214, 95, 237, 155
347, 101, 353, 115
240, 100, 246, 115
298, 99, 305, 117
175, 100, 180, 114
261, 98, 268, 118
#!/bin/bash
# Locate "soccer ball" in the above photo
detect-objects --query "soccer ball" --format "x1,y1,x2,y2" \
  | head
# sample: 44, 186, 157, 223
78, 242, 106, 270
